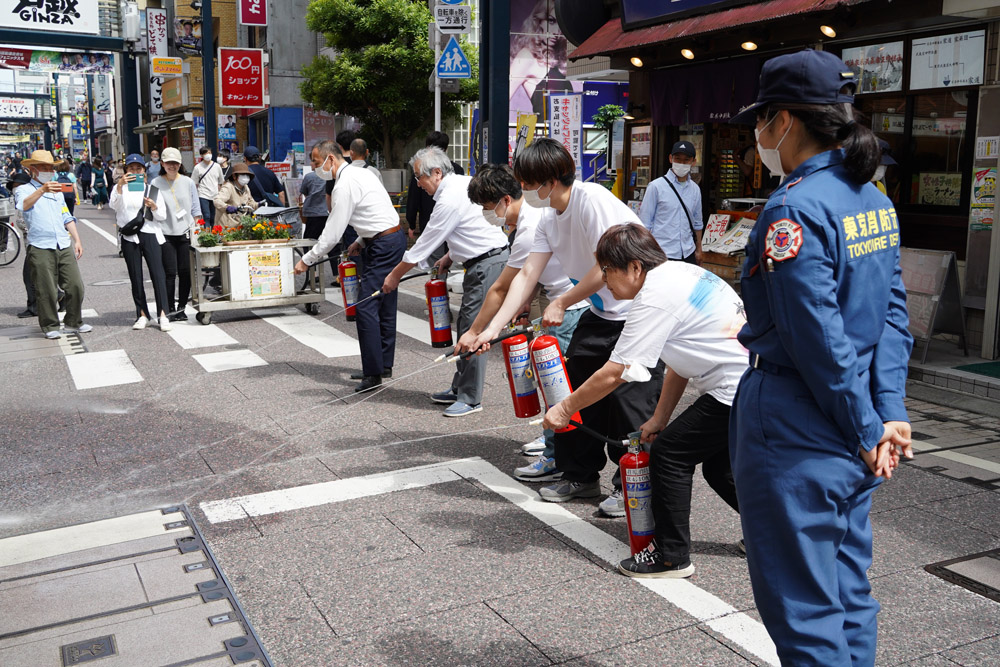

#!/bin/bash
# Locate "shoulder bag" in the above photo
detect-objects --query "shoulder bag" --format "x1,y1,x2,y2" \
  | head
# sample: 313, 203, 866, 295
118, 184, 159, 236
660, 176, 698, 243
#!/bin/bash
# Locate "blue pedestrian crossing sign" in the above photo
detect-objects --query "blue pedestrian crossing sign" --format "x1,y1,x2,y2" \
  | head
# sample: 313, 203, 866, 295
437, 36, 471, 79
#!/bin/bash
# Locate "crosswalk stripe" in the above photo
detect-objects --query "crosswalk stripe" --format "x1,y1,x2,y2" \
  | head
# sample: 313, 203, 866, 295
76, 218, 118, 246
394, 311, 431, 345
192, 349, 268, 372
253, 307, 360, 358
66, 349, 143, 390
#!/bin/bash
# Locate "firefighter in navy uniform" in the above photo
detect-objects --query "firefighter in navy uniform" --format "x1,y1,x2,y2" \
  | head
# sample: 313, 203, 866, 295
728, 50, 913, 666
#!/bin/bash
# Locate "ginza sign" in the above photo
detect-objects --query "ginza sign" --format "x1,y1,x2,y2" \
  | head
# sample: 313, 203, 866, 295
218, 48, 265, 108
0, 0, 100, 35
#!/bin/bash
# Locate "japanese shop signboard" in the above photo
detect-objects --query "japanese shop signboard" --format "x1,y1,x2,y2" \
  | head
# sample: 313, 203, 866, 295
147, 7, 168, 115
218, 48, 266, 109
238, 0, 267, 27
549, 93, 583, 181
0, 97, 32, 117
0, 0, 100, 35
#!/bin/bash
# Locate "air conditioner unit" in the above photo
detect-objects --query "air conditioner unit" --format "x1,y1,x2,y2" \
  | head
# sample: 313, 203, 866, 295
122, 2, 140, 42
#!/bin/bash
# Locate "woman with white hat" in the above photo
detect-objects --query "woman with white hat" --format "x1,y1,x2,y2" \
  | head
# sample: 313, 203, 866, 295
151, 147, 201, 321
110, 153, 171, 332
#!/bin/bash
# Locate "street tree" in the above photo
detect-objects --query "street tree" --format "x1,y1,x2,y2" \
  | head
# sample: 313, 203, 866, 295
301, 0, 479, 168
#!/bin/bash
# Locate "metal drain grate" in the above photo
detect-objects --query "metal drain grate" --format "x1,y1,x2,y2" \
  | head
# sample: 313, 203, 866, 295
926, 548, 1000, 603
60, 635, 116, 665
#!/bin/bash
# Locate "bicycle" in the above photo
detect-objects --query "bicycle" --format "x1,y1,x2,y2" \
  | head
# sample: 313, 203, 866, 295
0, 218, 20, 267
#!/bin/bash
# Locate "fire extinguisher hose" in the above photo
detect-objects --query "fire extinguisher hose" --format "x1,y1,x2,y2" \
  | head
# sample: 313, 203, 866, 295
434, 326, 530, 363
528, 417, 627, 447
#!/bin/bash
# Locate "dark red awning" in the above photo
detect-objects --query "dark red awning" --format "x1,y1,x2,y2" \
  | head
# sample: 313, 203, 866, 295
570, 0, 872, 60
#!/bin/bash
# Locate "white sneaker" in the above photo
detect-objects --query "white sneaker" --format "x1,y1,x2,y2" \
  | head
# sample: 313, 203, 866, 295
520, 435, 546, 456
44, 331, 60, 340
66, 323, 93, 333
133, 316, 148, 330
598, 489, 626, 517
513, 455, 562, 482
159, 316, 172, 332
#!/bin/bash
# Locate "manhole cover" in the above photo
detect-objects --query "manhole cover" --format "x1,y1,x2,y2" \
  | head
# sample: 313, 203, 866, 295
60, 635, 116, 665
91, 279, 131, 286
926, 548, 1000, 603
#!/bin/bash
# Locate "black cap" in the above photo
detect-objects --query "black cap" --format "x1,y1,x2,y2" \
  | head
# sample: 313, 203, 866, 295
877, 138, 897, 166
731, 49, 857, 125
671, 141, 696, 158
244, 145, 261, 160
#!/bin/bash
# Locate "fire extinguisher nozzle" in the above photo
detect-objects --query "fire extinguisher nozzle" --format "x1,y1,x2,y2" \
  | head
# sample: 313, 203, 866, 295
528, 418, 543, 426
371, 290, 381, 298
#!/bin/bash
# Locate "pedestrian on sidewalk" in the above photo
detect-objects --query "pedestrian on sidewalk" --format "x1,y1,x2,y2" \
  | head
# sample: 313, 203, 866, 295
214, 162, 258, 227
543, 223, 745, 578
383, 146, 510, 416
295, 140, 405, 393
729, 49, 913, 665
75, 157, 92, 201
110, 153, 171, 332
91, 157, 108, 210
193, 146, 225, 226
10, 171, 38, 319
146, 148, 162, 180
15, 150, 91, 340
244, 146, 286, 207
152, 147, 201, 322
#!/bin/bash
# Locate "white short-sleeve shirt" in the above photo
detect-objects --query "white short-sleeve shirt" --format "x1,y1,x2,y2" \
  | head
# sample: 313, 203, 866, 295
610, 262, 749, 405
530, 181, 640, 321
508, 204, 585, 306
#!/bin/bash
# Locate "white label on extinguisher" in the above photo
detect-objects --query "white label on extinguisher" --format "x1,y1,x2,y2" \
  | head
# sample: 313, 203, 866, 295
533, 346, 571, 408
508, 341, 536, 397
624, 466, 655, 536
429, 295, 451, 331
342, 272, 359, 307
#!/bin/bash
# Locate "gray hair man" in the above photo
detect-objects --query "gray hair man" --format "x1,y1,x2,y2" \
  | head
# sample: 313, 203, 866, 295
294, 140, 405, 393
381, 146, 510, 417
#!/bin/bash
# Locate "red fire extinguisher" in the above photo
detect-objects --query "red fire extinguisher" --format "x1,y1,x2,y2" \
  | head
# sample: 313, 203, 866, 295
529, 334, 580, 433
338, 253, 360, 322
621, 432, 655, 555
502, 334, 541, 418
425, 268, 453, 348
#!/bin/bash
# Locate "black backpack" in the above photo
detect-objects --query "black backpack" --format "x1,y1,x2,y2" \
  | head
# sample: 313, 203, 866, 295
57, 173, 74, 206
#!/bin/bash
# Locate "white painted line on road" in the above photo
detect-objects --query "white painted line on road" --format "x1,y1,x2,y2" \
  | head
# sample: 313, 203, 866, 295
0, 510, 187, 568
57, 309, 99, 322
166, 319, 239, 350
395, 311, 432, 344
911, 439, 1000, 476
193, 349, 268, 373
253, 307, 360, 358
77, 218, 118, 247
66, 349, 143, 390
199, 457, 779, 665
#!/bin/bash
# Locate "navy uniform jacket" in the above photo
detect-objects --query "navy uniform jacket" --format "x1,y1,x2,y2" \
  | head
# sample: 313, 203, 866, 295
738, 149, 912, 452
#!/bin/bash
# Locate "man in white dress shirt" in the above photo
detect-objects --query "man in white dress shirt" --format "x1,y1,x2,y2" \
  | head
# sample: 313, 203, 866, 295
382, 147, 509, 417
295, 140, 405, 393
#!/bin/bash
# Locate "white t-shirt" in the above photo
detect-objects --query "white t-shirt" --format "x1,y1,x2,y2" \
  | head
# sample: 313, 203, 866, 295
610, 262, 748, 405
192, 160, 225, 200
508, 204, 585, 307
531, 181, 640, 321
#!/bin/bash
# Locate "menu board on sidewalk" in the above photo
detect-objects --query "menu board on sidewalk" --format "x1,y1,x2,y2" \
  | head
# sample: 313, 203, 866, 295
899, 248, 968, 362
702, 217, 755, 255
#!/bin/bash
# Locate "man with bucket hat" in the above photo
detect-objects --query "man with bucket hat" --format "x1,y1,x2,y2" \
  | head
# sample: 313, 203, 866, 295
15, 150, 91, 339
728, 49, 912, 665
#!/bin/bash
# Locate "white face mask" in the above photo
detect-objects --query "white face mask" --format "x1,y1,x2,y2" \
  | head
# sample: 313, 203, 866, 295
203, 153, 213, 162
151, 156, 159, 162
755, 114, 793, 180
317, 155, 335, 181
522, 182, 552, 209
35, 171, 54, 183
671, 162, 692, 179
872, 165, 886, 183
237, 175, 251, 186
482, 199, 508, 227
217, 156, 227, 164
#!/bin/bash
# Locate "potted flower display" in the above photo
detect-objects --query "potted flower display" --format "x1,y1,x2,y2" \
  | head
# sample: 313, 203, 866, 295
195, 223, 225, 267
222, 215, 293, 245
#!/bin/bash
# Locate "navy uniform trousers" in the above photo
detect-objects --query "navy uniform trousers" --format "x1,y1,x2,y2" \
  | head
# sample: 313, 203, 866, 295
356, 228, 406, 377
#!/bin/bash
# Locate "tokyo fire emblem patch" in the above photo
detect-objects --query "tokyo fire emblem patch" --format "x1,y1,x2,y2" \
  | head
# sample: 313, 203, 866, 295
764, 219, 803, 262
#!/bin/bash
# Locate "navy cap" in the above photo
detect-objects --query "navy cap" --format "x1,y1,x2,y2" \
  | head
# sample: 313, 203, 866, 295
244, 145, 261, 160
877, 138, 897, 166
731, 49, 857, 125
671, 141, 696, 157
124, 153, 145, 167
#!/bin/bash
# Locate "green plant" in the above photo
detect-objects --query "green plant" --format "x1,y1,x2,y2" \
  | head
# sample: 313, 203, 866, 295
221, 215, 292, 242
591, 104, 625, 132
197, 223, 224, 247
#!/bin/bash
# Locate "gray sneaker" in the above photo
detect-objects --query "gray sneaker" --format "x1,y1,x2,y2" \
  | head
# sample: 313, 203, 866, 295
538, 480, 601, 503
513, 455, 562, 482
598, 489, 626, 517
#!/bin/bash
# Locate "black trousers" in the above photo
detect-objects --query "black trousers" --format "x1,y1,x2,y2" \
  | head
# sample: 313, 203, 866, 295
161, 234, 191, 313
356, 229, 407, 376
22, 250, 35, 313
122, 233, 169, 319
553, 310, 664, 485
650, 393, 739, 562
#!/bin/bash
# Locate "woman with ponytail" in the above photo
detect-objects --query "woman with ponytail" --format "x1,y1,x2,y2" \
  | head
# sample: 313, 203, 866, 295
728, 50, 913, 665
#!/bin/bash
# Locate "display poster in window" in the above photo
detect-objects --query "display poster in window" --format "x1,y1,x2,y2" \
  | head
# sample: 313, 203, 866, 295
916, 172, 963, 207
219, 113, 237, 141
841, 41, 903, 94
970, 167, 996, 232
249, 250, 284, 298
549, 93, 583, 181
910, 30, 985, 90
630, 125, 651, 157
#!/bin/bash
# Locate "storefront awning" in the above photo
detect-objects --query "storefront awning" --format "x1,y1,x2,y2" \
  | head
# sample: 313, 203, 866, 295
570, 0, 872, 60
133, 114, 186, 135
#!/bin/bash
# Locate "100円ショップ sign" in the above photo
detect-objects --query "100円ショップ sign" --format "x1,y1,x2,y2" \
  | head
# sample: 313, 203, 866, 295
218, 48, 266, 109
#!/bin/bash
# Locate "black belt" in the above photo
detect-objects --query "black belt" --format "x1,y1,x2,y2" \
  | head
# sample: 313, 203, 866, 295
749, 352, 799, 377
464, 245, 507, 268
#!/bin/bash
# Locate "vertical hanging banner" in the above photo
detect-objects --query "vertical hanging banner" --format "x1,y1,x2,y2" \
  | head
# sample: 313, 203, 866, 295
218, 48, 266, 108
146, 7, 168, 116
549, 93, 583, 181
238, 0, 268, 26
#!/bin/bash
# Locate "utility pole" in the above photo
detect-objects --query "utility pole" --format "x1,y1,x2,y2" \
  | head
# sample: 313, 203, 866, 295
202, 0, 217, 152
